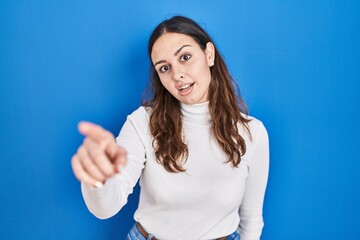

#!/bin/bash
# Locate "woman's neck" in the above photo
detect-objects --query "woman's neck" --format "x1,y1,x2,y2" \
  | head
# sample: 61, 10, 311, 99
180, 101, 211, 125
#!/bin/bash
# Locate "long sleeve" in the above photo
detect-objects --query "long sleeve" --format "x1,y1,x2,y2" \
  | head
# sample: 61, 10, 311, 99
238, 122, 269, 240
81, 112, 147, 219
79, 104, 270, 239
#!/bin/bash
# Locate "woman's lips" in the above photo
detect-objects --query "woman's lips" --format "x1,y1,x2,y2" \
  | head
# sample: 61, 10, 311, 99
178, 82, 194, 96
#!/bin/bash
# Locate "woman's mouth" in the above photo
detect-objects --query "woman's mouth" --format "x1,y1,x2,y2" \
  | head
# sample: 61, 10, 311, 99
178, 82, 195, 95
179, 82, 194, 91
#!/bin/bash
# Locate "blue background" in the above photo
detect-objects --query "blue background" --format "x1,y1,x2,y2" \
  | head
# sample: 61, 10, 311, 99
1, 1, 359, 239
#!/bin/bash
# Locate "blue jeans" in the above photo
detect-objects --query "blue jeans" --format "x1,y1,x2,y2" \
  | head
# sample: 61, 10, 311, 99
125, 223, 240, 240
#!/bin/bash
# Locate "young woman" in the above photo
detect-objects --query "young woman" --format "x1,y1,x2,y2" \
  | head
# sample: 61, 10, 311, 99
71, 16, 269, 240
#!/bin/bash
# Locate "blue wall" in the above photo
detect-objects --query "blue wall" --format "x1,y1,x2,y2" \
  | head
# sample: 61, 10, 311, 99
1, 1, 359, 239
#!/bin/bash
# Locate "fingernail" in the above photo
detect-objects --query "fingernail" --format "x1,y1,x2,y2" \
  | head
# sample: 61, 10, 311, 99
94, 181, 104, 188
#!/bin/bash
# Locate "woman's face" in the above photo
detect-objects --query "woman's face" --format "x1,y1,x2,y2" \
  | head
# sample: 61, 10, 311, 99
151, 32, 215, 105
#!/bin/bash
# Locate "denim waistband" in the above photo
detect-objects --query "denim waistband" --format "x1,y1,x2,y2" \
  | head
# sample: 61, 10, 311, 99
125, 223, 240, 240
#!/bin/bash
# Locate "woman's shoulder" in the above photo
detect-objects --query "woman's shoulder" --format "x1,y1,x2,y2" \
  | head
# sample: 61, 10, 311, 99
125, 106, 153, 130
128, 105, 151, 119
120, 106, 152, 137
246, 114, 265, 128
240, 113, 268, 142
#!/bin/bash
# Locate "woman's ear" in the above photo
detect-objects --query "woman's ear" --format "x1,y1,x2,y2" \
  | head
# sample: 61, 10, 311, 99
205, 42, 215, 67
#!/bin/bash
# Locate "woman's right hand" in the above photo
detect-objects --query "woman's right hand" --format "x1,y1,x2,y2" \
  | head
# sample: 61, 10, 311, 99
71, 121, 127, 188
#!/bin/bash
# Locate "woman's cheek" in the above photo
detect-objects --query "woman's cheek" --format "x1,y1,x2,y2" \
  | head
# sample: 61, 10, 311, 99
161, 78, 176, 94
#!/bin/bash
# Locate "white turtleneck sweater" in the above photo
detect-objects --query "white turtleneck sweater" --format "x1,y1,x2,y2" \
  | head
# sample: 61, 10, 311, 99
81, 102, 269, 240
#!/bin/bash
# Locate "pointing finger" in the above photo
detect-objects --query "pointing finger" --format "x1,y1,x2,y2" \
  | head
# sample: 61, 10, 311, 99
78, 121, 114, 144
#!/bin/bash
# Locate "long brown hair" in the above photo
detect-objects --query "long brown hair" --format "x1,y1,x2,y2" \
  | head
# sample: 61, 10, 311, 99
143, 16, 251, 173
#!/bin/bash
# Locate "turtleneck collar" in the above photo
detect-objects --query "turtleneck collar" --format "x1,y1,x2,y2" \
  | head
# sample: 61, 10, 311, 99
180, 101, 211, 125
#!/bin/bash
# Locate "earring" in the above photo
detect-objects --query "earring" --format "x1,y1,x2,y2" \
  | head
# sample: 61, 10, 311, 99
210, 61, 214, 67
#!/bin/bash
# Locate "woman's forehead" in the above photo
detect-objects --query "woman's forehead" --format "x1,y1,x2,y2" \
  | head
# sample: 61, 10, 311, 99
151, 33, 198, 59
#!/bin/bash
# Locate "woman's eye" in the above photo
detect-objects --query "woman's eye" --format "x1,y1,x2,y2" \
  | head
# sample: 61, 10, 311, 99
159, 65, 170, 73
180, 54, 191, 62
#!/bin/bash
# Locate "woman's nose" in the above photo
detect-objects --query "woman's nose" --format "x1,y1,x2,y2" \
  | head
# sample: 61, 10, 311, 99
172, 65, 186, 81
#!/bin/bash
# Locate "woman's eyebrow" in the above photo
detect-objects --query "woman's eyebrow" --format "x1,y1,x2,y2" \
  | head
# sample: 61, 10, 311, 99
154, 60, 166, 68
154, 45, 192, 67
174, 45, 191, 56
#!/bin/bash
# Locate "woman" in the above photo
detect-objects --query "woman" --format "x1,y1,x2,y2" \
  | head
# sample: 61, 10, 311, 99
71, 16, 269, 240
